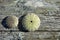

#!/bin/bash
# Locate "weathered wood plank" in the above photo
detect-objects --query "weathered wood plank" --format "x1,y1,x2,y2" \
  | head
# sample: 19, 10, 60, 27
0, 0, 17, 6
0, 12, 60, 31
0, 32, 60, 40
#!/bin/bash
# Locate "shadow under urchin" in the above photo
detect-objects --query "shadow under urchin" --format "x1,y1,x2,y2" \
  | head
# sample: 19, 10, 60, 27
18, 14, 29, 32
1, 16, 10, 29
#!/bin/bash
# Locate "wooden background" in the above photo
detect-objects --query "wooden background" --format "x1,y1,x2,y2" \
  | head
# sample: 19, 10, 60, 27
0, 0, 60, 40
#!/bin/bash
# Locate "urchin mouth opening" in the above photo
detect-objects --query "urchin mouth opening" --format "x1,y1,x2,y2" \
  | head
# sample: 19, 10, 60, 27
30, 21, 33, 23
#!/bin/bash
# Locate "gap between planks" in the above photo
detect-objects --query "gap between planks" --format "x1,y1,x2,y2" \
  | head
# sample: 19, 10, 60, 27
0, 29, 60, 32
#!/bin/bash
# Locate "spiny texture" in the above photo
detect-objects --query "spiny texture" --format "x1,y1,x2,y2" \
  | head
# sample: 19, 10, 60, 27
22, 13, 41, 31
6, 16, 18, 28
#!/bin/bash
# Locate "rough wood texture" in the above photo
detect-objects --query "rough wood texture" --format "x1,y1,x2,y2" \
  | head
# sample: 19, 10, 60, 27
0, 0, 60, 40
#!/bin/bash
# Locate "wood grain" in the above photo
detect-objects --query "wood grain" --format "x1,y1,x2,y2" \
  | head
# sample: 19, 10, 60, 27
0, 0, 60, 40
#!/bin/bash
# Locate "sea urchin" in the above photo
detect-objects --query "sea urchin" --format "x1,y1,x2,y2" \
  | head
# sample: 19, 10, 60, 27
6, 16, 18, 28
22, 13, 41, 31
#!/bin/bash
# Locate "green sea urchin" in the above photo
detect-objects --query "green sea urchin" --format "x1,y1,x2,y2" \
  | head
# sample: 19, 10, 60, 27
22, 13, 41, 31
6, 16, 18, 28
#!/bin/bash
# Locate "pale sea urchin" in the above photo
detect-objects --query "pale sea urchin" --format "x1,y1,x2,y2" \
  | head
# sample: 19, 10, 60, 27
22, 13, 41, 31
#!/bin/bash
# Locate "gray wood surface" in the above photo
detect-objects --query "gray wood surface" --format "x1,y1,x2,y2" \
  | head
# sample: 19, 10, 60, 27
0, 0, 60, 40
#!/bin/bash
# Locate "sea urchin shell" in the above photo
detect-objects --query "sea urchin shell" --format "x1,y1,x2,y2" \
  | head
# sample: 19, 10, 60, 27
6, 16, 18, 28
22, 13, 41, 31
